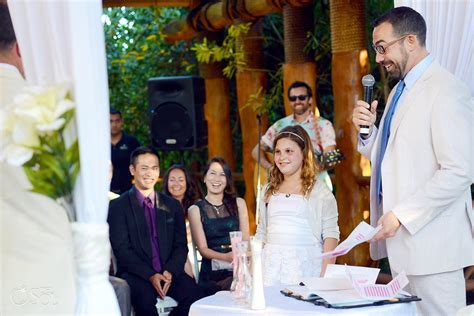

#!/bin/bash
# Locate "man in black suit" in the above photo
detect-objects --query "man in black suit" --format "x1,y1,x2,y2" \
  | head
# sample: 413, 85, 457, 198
108, 147, 204, 315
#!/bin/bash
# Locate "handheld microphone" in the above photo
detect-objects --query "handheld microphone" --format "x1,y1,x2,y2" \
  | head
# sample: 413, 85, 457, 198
360, 74, 375, 135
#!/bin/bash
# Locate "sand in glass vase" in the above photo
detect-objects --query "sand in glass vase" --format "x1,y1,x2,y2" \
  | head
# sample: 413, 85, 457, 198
233, 240, 252, 304
229, 231, 242, 292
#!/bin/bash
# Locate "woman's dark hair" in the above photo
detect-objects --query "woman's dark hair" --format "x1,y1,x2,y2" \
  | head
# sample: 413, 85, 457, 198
162, 164, 198, 217
203, 157, 238, 216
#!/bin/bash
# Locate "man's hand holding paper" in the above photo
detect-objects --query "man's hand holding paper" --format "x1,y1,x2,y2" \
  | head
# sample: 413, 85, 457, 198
371, 211, 401, 242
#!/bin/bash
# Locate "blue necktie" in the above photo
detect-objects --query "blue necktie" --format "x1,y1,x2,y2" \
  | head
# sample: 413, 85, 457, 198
376, 80, 405, 205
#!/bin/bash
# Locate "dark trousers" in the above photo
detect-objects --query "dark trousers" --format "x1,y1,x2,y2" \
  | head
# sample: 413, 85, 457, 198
122, 272, 205, 316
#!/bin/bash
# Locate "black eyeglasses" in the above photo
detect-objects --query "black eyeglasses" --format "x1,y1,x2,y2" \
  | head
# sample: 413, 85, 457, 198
372, 34, 410, 55
289, 94, 308, 102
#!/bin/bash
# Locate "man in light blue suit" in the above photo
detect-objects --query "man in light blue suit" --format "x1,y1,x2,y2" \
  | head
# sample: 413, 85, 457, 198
353, 6, 473, 316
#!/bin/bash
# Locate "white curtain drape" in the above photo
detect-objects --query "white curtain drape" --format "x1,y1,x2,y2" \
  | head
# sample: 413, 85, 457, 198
394, 0, 474, 96
8, 0, 119, 314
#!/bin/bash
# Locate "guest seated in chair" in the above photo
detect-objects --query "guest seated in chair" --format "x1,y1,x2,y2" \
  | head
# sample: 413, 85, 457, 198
255, 126, 339, 285
108, 147, 204, 316
188, 157, 250, 294
162, 164, 201, 279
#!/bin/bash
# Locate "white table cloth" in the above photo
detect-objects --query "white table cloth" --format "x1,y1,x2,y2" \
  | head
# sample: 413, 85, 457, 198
190, 286, 417, 316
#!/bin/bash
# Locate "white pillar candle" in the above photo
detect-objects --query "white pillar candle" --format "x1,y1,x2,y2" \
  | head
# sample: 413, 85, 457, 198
250, 236, 265, 310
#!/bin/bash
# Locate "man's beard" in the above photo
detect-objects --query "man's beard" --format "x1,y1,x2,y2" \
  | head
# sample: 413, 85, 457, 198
386, 48, 409, 80
293, 103, 309, 115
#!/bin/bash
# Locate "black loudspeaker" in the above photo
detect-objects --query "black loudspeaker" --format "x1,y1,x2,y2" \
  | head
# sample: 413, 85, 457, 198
148, 76, 207, 150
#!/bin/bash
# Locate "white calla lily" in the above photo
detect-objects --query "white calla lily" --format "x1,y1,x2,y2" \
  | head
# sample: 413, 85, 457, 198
5, 144, 34, 166
1, 82, 79, 222
37, 118, 66, 132
11, 120, 40, 147
55, 99, 75, 118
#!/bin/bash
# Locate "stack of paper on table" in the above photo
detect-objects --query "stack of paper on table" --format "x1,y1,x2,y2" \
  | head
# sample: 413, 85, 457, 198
284, 264, 410, 307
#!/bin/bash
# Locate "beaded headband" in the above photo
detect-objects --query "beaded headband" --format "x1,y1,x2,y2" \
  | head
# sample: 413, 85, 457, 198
277, 131, 305, 143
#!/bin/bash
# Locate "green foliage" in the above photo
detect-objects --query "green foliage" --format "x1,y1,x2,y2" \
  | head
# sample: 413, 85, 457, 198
104, 6, 206, 171
243, 64, 283, 116
238, 14, 286, 124
191, 23, 251, 78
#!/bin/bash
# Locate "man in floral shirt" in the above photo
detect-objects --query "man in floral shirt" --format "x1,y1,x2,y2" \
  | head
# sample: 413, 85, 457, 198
252, 81, 336, 189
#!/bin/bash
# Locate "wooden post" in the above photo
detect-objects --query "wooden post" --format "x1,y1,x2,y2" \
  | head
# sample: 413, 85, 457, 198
282, 4, 318, 116
235, 20, 268, 233
198, 32, 236, 170
330, 0, 372, 266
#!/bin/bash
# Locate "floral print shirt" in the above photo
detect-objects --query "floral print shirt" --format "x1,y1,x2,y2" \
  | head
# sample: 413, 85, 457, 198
261, 111, 336, 154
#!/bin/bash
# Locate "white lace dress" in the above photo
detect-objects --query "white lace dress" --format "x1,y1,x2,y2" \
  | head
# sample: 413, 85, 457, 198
262, 193, 323, 286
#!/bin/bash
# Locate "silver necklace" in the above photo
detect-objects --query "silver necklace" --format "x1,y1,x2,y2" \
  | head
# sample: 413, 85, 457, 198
206, 199, 223, 215
212, 204, 221, 215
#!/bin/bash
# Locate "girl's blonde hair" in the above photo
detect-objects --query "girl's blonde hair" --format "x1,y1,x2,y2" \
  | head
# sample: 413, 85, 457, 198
264, 125, 320, 202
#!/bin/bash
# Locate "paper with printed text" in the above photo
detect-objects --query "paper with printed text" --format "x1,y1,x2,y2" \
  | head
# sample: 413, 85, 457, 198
320, 221, 381, 258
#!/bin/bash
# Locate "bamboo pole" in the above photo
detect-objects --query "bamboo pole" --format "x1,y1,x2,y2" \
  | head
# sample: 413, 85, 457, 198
103, 0, 197, 8
235, 20, 268, 234
162, 0, 313, 43
198, 31, 236, 171
329, 0, 371, 267
282, 4, 317, 116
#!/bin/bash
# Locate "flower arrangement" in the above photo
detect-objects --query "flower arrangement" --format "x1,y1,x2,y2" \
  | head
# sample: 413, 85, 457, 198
0, 84, 79, 221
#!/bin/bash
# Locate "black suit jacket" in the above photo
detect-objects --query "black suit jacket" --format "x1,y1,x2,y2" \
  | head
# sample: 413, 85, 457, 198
108, 187, 188, 281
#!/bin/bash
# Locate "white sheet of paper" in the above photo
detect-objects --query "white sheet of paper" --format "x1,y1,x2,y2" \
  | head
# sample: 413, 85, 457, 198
312, 270, 409, 305
320, 221, 381, 258
300, 277, 352, 291
325, 264, 380, 286
297, 264, 380, 292
289, 264, 410, 306
351, 270, 409, 300
312, 288, 371, 305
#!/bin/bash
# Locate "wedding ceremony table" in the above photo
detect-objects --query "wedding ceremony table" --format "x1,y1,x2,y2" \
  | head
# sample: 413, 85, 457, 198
189, 286, 417, 316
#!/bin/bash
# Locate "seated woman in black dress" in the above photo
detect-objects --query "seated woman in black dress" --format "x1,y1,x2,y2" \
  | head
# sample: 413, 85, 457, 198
188, 157, 249, 294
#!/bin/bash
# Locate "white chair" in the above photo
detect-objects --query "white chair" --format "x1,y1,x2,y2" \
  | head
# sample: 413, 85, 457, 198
191, 238, 201, 283
187, 221, 202, 284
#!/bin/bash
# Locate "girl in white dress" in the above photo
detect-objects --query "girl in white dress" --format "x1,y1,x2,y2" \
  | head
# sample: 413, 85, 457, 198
255, 125, 340, 286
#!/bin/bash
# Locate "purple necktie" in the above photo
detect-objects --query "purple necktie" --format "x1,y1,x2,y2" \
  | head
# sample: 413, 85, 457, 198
143, 197, 161, 272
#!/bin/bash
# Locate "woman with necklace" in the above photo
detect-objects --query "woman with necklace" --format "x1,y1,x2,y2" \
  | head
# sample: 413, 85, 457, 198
188, 157, 249, 294
255, 125, 339, 286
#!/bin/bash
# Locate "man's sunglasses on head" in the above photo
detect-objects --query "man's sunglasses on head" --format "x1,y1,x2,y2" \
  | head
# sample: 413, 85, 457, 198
289, 94, 308, 102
